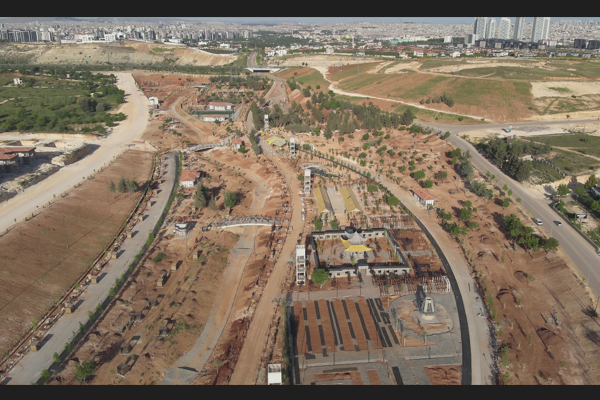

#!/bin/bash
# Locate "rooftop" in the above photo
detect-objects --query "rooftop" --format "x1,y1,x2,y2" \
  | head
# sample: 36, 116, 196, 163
0, 147, 36, 154
181, 170, 201, 182
413, 189, 437, 202
314, 186, 333, 214
341, 186, 363, 213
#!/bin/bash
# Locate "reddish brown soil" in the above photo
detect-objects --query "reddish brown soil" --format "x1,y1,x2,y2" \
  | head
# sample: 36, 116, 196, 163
50, 150, 281, 385
133, 74, 210, 106
293, 122, 600, 385
367, 370, 381, 385
425, 366, 462, 386
0, 150, 152, 358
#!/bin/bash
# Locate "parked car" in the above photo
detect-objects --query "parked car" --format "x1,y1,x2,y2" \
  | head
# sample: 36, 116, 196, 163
534, 218, 544, 226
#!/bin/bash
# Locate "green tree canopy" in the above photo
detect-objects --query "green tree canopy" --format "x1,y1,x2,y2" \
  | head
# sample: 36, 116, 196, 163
585, 174, 597, 190
423, 180, 434, 189
194, 186, 207, 209
436, 171, 448, 182
557, 184, 570, 198
224, 191, 238, 209
311, 269, 331, 289
412, 171, 426, 181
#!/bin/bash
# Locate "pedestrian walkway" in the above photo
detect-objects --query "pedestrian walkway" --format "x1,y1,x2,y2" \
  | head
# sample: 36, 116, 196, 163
5, 152, 177, 386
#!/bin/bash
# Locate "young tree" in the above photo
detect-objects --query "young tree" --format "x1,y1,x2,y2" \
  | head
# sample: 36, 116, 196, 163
194, 186, 207, 209
457, 159, 474, 180
502, 198, 511, 209
423, 180, 434, 189
117, 176, 127, 194
460, 208, 473, 222
75, 361, 96, 383
557, 184, 570, 198
412, 171, 426, 181
209, 198, 218, 211
585, 174, 597, 190
312, 269, 331, 289
224, 191, 238, 209
109, 180, 116, 194
386, 196, 400, 207
126, 179, 139, 193
436, 171, 448, 183
543, 238, 560, 252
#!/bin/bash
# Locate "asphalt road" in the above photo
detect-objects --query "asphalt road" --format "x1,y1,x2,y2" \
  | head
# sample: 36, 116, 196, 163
425, 120, 600, 304
5, 152, 177, 386
0, 73, 150, 234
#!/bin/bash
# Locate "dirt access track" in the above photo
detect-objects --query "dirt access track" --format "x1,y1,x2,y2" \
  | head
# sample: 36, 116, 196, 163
0, 150, 152, 369
0, 72, 149, 234
0, 41, 236, 66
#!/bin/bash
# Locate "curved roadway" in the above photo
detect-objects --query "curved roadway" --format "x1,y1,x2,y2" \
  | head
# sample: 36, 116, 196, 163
426, 120, 600, 305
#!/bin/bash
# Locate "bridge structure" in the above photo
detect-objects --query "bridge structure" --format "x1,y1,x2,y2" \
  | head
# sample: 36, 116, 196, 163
215, 216, 285, 229
184, 136, 233, 153
246, 67, 281, 74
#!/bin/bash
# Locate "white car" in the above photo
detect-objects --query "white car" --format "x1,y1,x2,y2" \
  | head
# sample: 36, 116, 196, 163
534, 218, 543, 226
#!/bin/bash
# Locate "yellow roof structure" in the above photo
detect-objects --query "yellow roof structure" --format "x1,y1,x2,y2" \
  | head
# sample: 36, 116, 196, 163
341, 186, 363, 213
314, 187, 333, 214
341, 239, 372, 253
266, 136, 287, 147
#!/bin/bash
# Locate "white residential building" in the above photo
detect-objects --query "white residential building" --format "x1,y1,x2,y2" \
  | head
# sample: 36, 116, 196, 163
265, 46, 288, 57
180, 170, 201, 188
474, 17, 488, 39
207, 102, 234, 111
498, 18, 512, 40
486, 19, 497, 39
532, 17, 551, 42
513, 17, 526, 41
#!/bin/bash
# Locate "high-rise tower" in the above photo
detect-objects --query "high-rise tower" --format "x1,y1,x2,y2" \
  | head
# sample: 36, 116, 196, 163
486, 19, 497, 39
532, 17, 551, 42
498, 18, 512, 40
513, 17, 525, 41
474, 17, 488, 39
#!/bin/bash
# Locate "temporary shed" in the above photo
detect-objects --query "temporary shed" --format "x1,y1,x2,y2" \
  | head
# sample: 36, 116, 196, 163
314, 187, 334, 215
341, 186, 363, 213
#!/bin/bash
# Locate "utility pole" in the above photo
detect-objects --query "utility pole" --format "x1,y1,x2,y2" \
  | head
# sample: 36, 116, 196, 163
131, 155, 135, 180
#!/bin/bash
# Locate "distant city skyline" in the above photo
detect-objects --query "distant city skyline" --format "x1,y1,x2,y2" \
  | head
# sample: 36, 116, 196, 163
1, 17, 600, 24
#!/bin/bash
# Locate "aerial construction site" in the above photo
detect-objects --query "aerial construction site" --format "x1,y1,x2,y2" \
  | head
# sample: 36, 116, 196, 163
2, 39, 600, 387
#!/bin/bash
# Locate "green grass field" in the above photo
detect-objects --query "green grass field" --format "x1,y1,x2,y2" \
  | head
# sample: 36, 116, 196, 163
419, 60, 463, 70
457, 66, 575, 80
330, 63, 381, 81
548, 61, 600, 78
530, 160, 566, 184
529, 134, 600, 158
150, 47, 175, 54
542, 148, 600, 174
294, 69, 330, 92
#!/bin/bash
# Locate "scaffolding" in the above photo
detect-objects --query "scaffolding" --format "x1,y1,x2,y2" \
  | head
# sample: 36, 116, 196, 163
304, 169, 312, 196
296, 245, 307, 285
290, 137, 297, 160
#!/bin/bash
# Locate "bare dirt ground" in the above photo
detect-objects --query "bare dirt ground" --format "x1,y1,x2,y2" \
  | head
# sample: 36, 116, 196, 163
0, 150, 152, 359
532, 81, 600, 99
190, 149, 297, 386
50, 149, 278, 385
278, 54, 382, 69
425, 366, 462, 385
428, 60, 553, 75
133, 74, 211, 107
292, 121, 600, 385
0, 41, 235, 66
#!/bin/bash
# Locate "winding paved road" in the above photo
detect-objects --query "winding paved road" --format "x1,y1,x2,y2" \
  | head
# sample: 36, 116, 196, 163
425, 120, 600, 306
5, 152, 177, 386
